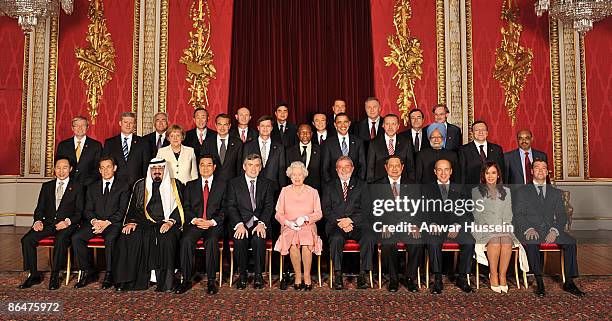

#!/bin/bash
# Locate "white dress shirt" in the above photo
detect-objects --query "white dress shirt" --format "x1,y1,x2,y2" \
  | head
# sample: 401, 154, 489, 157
475, 141, 488, 158
73, 136, 87, 149
191, 175, 218, 226
384, 134, 397, 151
299, 142, 312, 167
121, 133, 133, 153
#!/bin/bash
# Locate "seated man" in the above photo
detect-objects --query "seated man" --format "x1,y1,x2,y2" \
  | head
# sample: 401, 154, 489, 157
175, 155, 226, 295
19, 157, 84, 290
112, 158, 185, 292
225, 154, 275, 290
373, 155, 423, 292
513, 159, 584, 297
72, 156, 130, 289
322, 156, 376, 290
421, 159, 475, 294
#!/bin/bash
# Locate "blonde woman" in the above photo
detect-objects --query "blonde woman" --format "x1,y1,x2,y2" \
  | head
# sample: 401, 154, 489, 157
156, 124, 198, 184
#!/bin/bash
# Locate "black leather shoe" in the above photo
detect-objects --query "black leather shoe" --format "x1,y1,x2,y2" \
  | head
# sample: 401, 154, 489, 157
74, 271, 98, 289
207, 280, 219, 295
456, 277, 474, 293
174, 281, 191, 294
356, 272, 369, 289
18, 273, 43, 289
48, 272, 60, 290
431, 276, 443, 294
563, 282, 585, 297
101, 272, 113, 289
236, 273, 248, 290
115, 283, 125, 292
333, 271, 344, 290
405, 277, 419, 293
535, 278, 546, 297
279, 273, 290, 290
253, 273, 265, 289
388, 278, 399, 292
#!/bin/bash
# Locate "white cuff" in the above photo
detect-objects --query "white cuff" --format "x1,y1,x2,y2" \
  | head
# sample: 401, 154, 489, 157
549, 227, 559, 236
33, 220, 42, 226
191, 218, 198, 225
234, 222, 244, 230
210, 219, 217, 226
90, 219, 96, 225
64, 218, 71, 226
257, 221, 266, 229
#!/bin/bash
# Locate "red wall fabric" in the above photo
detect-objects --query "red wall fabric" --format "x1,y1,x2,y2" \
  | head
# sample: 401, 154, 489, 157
56, 0, 135, 143
471, 0, 553, 161
167, 0, 233, 130
585, 17, 612, 178
0, 17, 25, 175
370, 0, 438, 129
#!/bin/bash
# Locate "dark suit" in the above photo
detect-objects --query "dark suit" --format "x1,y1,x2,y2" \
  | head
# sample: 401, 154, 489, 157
184, 127, 217, 156
242, 139, 287, 191
286, 143, 322, 190
355, 118, 384, 151
415, 148, 460, 184
143, 131, 169, 158
371, 178, 423, 280
424, 122, 462, 151
399, 129, 431, 154
230, 126, 258, 144
72, 178, 130, 272
366, 135, 415, 183
271, 122, 298, 148
321, 134, 366, 182
459, 141, 505, 186
179, 177, 226, 282
21, 179, 84, 274
102, 134, 150, 187
513, 184, 578, 278
225, 176, 275, 274
56, 136, 103, 187
322, 176, 375, 272
203, 135, 243, 179
504, 148, 548, 184
421, 183, 475, 276
312, 130, 329, 146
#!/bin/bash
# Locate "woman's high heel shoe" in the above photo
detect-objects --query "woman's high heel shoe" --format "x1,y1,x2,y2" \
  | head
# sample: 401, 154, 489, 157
304, 283, 313, 291
499, 285, 508, 293
294, 282, 304, 291
490, 285, 502, 293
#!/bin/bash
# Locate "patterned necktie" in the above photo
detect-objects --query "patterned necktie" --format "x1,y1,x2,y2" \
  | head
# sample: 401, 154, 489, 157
261, 141, 268, 167
75, 140, 82, 163
388, 138, 395, 155
479, 145, 486, 163
156, 134, 163, 150
122, 137, 129, 162
241, 129, 246, 143
249, 180, 256, 212
301, 146, 307, 165
202, 180, 209, 218
341, 137, 348, 156
342, 181, 348, 202
219, 139, 227, 165
55, 181, 64, 210
392, 182, 399, 198
370, 122, 376, 139
414, 132, 420, 152
199, 131, 204, 145
524, 151, 533, 184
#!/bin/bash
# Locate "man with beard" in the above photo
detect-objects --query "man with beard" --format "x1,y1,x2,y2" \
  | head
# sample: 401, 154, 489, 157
113, 158, 185, 292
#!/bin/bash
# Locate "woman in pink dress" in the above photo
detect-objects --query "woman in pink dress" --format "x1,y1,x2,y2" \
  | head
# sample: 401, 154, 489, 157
274, 161, 323, 291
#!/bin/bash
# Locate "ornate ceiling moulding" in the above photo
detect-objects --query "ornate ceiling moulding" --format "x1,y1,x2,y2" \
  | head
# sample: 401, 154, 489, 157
384, 0, 423, 126
493, 0, 533, 126
75, 0, 116, 124
180, 0, 216, 110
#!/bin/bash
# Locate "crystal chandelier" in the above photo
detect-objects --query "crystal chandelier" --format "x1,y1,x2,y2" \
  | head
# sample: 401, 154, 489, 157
0, 0, 73, 32
535, 0, 612, 34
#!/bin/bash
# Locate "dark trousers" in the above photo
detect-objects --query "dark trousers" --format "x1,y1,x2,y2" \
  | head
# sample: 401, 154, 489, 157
524, 231, 579, 278
233, 226, 266, 274
179, 225, 221, 282
381, 241, 424, 279
71, 224, 121, 272
425, 231, 475, 275
21, 225, 77, 274
327, 225, 376, 272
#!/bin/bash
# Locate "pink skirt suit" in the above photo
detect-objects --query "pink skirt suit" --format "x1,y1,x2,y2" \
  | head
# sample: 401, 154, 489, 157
274, 185, 323, 255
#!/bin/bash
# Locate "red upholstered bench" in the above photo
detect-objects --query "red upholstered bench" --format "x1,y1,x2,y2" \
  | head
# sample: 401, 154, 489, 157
329, 240, 374, 288
227, 239, 273, 288
377, 242, 422, 289
36, 236, 72, 285
194, 239, 225, 285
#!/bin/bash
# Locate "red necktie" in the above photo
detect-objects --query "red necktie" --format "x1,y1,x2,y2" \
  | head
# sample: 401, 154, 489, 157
199, 132, 204, 145
524, 151, 533, 184
370, 122, 376, 139
202, 180, 209, 218
319, 134, 324, 145
479, 145, 486, 163
388, 138, 395, 155
240, 129, 246, 143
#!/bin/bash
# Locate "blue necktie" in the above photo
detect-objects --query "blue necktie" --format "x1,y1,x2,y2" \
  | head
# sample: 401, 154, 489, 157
122, 137, 129, 162
341, 137, 348, 156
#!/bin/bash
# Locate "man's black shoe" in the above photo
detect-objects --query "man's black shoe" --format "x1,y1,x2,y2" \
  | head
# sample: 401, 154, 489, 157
18, 273, 42, 289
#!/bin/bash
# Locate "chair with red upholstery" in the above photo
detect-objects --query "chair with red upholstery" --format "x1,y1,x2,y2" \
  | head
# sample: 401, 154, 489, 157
425, 242, 475, 289
377, 243, 422, 289
228, 239, 273, 288
36, 236, 72, 286
329, 240, 374, 288
475, 246, 528, 289
195, 238, 225, 285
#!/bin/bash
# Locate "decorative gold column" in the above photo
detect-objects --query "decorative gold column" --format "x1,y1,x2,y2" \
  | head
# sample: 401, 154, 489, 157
579, 35, 589, 179
549, 18, 563, 180
561, 24, 580, 178
435, 0, 446, 106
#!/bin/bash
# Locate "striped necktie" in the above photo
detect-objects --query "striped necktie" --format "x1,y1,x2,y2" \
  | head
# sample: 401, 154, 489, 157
122, 137, 129, 162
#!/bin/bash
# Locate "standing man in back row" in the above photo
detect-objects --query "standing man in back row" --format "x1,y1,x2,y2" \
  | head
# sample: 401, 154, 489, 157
56, 116, 103, 188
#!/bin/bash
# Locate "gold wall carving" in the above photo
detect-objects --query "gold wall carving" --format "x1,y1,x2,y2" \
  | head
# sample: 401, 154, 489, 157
435, 0, 446, 106
20, 33, 30, 177
562, 26, 579, 177
158, 0, 169, 113
465, 0, 474, 138
579, 36, 589, 179
141, 0, 158, 133
28, 24, 48, 175
45, 17, 59, 177
131, 0, 141, 114
448, 0, 463, 128
549, 18, 563, 180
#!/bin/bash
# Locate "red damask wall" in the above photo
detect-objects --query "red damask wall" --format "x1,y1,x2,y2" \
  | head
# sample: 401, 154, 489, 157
0, 17, 25, 175
471, 0, 553, 161
370, 0, 438, 129
585, 18, 612, 178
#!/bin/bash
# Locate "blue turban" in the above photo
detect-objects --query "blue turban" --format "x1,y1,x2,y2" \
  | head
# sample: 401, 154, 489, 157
427, 123, 447, 148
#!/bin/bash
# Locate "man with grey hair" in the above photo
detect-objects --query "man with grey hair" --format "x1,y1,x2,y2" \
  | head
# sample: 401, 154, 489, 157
143, 112, 170, 157
56, 116, 103, 187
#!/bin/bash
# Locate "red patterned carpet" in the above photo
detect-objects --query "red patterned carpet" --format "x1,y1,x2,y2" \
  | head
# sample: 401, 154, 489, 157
0, 273, 610, 320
